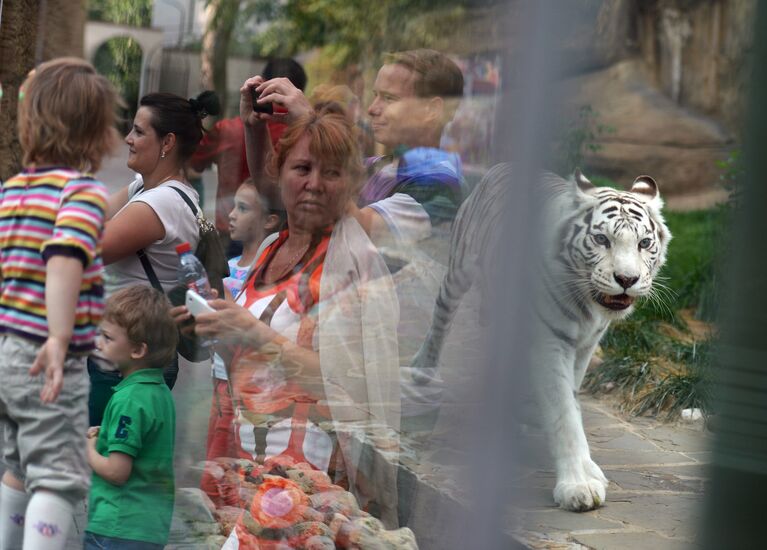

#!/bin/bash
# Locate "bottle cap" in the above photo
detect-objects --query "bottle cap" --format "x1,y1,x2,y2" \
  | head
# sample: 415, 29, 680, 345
176, 242, 192, 254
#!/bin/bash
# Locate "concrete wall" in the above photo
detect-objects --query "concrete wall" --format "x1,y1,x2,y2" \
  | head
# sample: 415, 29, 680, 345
84, 21, 165, 99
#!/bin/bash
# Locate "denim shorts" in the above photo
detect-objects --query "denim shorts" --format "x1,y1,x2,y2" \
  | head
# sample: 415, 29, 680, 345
83, 532, 164, 549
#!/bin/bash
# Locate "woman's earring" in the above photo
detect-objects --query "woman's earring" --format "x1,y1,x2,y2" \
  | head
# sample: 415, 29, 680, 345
161, 151, 166, 159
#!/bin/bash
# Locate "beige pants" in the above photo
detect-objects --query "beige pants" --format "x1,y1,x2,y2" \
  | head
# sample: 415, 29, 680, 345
0, 334, 91, 501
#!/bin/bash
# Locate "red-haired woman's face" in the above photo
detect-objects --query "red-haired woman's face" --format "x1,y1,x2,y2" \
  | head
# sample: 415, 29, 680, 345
279, 134, 349, 232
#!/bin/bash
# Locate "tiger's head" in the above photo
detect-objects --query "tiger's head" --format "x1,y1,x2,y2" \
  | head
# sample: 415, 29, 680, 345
563, 170, 671, 317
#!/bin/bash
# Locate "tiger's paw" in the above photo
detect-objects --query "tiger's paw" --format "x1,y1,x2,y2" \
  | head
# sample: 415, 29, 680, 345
554, 459, 609, 512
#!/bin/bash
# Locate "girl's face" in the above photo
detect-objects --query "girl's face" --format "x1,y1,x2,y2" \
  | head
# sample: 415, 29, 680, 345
279, 134, 350, 232
228, 184, 266, 244
125, 107, 163, 175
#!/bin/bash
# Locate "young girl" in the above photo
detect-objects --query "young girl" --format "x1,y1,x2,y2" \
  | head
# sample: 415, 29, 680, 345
0, 58, 119, 550
202, 181, 284, 504
223, 180, 285, 299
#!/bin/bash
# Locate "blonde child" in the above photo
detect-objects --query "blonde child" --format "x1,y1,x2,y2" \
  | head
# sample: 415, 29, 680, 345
0, 58, 118, 550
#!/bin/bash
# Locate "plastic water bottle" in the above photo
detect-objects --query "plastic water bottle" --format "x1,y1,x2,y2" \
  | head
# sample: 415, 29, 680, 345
176, 242, 213, 298
176, 242, 215, 348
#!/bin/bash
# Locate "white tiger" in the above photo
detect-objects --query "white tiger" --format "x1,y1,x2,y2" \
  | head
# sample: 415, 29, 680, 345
410, 163, 671, 511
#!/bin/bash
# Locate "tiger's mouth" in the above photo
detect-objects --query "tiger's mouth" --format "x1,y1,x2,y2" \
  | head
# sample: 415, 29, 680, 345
596, 293, 635, 311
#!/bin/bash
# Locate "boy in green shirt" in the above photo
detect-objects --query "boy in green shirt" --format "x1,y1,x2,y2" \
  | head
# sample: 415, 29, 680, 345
85, 285, 178, 549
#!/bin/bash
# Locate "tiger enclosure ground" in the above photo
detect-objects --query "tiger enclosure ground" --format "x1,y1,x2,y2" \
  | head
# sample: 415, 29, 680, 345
513, 394, 710, 550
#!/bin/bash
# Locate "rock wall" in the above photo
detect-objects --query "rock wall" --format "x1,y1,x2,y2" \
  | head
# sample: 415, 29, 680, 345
636, 0, 755, 134
562, 59, 732, 195
548, 0, 754, 195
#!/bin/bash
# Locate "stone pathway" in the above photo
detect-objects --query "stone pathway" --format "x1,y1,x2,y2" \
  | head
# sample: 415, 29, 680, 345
514, 394, 711, 550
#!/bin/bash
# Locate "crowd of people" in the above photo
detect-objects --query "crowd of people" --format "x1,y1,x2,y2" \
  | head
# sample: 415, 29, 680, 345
0, 47, 468, 549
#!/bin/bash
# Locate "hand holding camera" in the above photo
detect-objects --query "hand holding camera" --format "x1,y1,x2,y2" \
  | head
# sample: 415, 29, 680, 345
251, 86, 274, 115
240, 76, 314, 126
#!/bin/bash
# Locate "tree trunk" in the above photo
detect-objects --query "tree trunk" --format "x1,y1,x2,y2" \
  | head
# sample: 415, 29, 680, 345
0, 1, 38, 180
0, 0, 86, 180
201, 0, 241, 118
40, 0, 86, 60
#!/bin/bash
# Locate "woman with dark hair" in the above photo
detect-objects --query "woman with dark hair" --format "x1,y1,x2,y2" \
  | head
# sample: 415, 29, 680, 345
88, 91, 221, 425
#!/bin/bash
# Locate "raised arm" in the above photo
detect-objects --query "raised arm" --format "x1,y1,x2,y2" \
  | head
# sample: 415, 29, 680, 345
240, 75, 314, 207
240, 76, 278, 204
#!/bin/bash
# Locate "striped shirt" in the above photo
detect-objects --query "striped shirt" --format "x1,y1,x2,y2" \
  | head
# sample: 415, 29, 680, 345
0, 166, 107, 353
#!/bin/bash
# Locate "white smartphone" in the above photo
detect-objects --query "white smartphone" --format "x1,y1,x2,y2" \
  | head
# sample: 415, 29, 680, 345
185, 289, 215, 317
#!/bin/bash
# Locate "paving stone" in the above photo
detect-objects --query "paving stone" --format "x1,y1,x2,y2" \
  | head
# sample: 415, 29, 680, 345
650, 463, 710, 478
572, 531, 693, 550
681, 451, 712, 464
514, 508, 625, 533
637, 425, 713, 453
595, 493, 703, 539
603, 469, 703, 494
591, 448, 692, 467
580, 407, 625, 429
515, 469, 557, 490
511, 486, 560, 509
588, 429, 660, 452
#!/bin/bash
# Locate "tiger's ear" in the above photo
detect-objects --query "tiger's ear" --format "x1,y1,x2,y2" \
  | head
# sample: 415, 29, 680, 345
630, 175, 663, 208
630, 175, 658, 198
574, 168, 594, 192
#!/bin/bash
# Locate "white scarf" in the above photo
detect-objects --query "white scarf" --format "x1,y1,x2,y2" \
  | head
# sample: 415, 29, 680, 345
318, 215, 401, 527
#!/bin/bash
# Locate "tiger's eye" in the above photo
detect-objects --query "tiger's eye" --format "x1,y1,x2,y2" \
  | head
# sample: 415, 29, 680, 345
638, 238, 652, 249
594, 234, 610, 247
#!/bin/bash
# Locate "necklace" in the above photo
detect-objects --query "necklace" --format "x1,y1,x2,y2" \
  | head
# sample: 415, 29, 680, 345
146, 171, 184, 189
265, 241, 311, 281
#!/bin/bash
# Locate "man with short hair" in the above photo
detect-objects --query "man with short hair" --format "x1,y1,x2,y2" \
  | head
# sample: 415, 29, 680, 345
359, 49, 465, 245
240, 48, 464, 248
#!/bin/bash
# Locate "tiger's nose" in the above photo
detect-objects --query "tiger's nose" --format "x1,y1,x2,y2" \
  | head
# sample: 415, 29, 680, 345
614, 273, 639, 289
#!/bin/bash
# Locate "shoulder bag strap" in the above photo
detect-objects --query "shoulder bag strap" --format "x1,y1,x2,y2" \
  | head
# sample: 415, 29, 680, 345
169, 185, 199, 216
132, 183, 163, 292
137, 248, 163, 292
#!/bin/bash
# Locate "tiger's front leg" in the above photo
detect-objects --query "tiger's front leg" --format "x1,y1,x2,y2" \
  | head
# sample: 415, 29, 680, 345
534, 343, 609, 512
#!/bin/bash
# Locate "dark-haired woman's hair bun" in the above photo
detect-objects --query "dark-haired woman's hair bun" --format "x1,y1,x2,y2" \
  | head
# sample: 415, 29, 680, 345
189, 90, 221, 119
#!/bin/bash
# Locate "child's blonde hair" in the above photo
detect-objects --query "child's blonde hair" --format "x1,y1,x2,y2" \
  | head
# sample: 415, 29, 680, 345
18, 57, 121, 173
104, 286, 178, 369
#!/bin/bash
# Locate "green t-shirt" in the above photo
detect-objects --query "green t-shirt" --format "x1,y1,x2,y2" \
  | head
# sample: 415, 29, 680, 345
86, 368, 176, 545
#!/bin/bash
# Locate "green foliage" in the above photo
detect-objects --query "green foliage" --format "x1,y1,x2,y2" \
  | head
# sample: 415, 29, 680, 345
87, 1, 151, 124
551, 105, 614, 177
88, 0, 152, 27
661, 208, 729, 319
715, 149, 743, 193
94, 37, 143, 127
241, 0, 484, 69
630, 341, 713, 420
